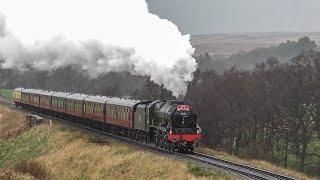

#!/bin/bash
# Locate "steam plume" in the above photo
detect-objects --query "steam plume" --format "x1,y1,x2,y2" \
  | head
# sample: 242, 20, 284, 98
0, 0, 196, 97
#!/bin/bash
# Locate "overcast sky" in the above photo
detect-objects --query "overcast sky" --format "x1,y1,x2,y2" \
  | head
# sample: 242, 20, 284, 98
147, 0, 320, 35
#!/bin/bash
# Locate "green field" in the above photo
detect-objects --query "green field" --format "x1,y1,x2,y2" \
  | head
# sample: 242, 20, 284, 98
0, 89, 13, 100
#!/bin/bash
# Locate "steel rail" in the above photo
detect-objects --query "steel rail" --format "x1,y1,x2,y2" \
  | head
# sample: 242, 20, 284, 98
190, 152, 295, 180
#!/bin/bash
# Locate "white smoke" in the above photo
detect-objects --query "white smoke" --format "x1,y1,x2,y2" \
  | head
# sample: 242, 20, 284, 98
0, 0, 196, 97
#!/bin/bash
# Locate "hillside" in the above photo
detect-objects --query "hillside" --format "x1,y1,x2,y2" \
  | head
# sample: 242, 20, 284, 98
191, 32, 320, 56
195, 36, 319, 73
0, 105, 230, 180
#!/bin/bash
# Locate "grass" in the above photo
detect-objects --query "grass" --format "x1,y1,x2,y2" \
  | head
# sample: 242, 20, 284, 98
0, 105, 26, 139
197, 146, 315, 180
0, 89, 13, 100
275, 134, 320, 177
187, 164, 231, 179
0, 105, 232, 180
301, 134, 320, 176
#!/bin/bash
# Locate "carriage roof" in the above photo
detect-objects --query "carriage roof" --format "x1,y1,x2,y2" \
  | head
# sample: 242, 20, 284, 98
66, 93, 88, 101
52, 91, 71, 98
14, 88, 24, 92
22, 89, 43, 95
106, 97, 140, 107
40, 90, 56, 96
84, 95, 111, 104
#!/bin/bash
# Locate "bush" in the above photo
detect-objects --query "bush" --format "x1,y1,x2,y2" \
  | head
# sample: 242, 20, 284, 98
187, 164, 214, 177
14, 159, 51, 179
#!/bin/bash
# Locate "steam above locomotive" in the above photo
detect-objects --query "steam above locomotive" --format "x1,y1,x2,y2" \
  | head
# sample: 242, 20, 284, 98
13, 88, 201, 151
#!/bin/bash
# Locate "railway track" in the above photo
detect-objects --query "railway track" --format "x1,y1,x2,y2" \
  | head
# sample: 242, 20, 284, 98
0, 97, 295, 180
187, 152, 294, 180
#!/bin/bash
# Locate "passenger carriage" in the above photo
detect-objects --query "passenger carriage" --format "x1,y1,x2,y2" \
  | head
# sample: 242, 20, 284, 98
83, 96, 110, 127
39, 91, 55, 114
51, 92, 71, 117
105, 98, 140, 129
21, 89, 43, 111
65, 93, 87, 120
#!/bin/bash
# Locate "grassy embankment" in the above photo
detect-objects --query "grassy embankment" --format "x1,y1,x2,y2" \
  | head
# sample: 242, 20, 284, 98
197, 147, 315, 180
0, 105, 231, 180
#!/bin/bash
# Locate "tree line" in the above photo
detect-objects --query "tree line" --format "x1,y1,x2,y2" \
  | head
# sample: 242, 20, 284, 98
185, 50, 320, 176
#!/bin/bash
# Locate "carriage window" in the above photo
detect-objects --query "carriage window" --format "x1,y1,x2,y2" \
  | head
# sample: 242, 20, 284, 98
95, 104, 99, 114
69, 101, 73, 110
86, 104, 89, 113
97, 104, 102, 115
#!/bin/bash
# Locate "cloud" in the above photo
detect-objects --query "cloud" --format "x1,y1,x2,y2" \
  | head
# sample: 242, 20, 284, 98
0, 0, 197, 97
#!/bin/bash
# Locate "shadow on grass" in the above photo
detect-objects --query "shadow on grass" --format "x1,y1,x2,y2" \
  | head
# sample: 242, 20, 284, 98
15, 159, 51, 180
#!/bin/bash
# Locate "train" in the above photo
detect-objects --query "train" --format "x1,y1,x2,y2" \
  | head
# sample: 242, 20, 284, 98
13, 88, 201, 151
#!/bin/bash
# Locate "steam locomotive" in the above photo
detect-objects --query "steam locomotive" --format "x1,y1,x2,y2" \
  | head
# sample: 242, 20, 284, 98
13, 88, 201, 151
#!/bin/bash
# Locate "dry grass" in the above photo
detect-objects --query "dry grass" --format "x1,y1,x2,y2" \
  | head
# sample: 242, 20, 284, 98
0, 168, 34, 180
36, 126, 231, 180
0, 105, 26, 139
197, 146, 315, 180
0, 105, 232, 180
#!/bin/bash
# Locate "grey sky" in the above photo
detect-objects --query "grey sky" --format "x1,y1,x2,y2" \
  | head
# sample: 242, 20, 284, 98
147, 0, 320, 35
